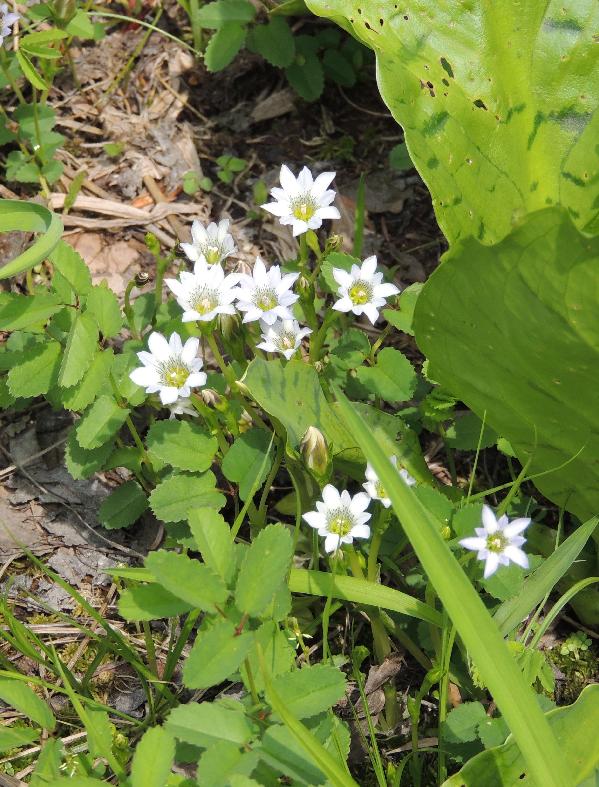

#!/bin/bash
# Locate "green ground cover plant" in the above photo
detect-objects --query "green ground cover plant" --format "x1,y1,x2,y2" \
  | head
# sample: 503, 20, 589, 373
0, 0, 597, 784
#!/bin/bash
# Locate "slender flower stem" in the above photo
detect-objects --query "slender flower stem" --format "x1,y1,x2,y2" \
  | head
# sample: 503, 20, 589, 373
367, 507, 390, 582
123, 280, 141, 340
437, 616, 456, 786
257, 435, 284, 526
309, 310, 339, 364
191, 393, 229, 457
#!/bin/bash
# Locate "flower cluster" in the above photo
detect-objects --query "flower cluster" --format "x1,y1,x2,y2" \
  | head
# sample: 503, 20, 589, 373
0, 3, 19, 46
303, 455, 416, 553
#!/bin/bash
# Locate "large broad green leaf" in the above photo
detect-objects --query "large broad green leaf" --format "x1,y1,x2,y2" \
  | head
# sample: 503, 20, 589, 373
443, 685, 599, 786
165, 701, 254, 748
0, 200, 63, 278
414, 209, 599, 528
130, 726, 175, 787
305, 1, 599, 243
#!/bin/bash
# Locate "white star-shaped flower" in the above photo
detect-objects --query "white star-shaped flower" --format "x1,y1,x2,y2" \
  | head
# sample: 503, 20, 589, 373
129, 332, 207, 405
363, 455, 416, 508
459, 505, 530, 579
0, 3, 19, 44
303, 484, 372, 554
261, 164, 341, 237
234, 256, 299, 325
165, 260, 239, 323
256, 318, 312, 360
180, 218, 236, 266
332, 256, 400, 324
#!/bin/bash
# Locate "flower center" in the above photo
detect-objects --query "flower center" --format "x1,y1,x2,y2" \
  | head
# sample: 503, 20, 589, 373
486, 532, 508, 553
326, 507, 354, 536
375, 480, 387, 499
276, 332, 297, 351
160, 359, 190, 388
255, 286, 278, 312
203, 244, 221, 265
191, 287, 219, 316
349, 280, 373, 305
291, 196, 316, 221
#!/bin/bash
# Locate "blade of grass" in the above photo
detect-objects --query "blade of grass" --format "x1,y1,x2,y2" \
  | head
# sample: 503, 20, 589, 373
493, 515, 597, 635
288, 568, 442, 627
352, 174, 366, 258
334, 388, 572, 787
529, 577, 599, 649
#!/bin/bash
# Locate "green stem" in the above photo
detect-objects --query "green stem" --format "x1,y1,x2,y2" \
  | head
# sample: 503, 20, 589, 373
206, 329, 237, 389
437, 617, 456, 786
257, 435, 284, 526
191, 393, 229, 457
309, 310, 339, 364
367, 507, 390, 582
124, 279, 141, 340
244, 657, 259, 705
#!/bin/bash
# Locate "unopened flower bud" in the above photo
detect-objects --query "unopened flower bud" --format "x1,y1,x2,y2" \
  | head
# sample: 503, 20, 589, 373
324, 234, 342, 254
219, 312, 239, 340
144, 232, 161, 256
440, 525, 452, 541
135, 271, 150, 286
236, 259, 253, 276
52, 0, 76, 22
201, 388, 222, 408
238, 410, 253, 433
300, 426, 329, 478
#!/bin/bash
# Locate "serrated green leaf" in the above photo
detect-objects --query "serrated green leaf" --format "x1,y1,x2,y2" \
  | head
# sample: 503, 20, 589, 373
285, 40, 324, 101
269, 664, 346, 721
188, 508, 234, 582
198, 741, 256, 787
355, 347, 417, 402
145, 550, 229, 611
240, 621, 295, 695
65, 428, 115, 480
149, 471, 225, 523
49, 240, 92, 296
204, 23, 246, 72
75, 394, 129, 449
443, 702, 487, 744
0, 293, 63, 331
111, 351, 146, 406
249, 18, 295, 67
183, 620, 254, 689
0, 725, 39, 753
7, 340, 61, 397
98, 480, 147, 529
58, 312, 98, 387
130, 726, 175, 787
320, 251, 360, 294
146, 420, 218, 472
59, 348, 114, 411
166, 702, 253, 748
383, 282, 422, 336
0, 679, 55, 730
222, 429, 273, 500
84, 282, 122, 337
118, 583, 194, 621
16, 50, 48, 89
197, 0, 255, 27
476, 716, 509, 750
235, 524, 293, 617
322, 48, 355, 87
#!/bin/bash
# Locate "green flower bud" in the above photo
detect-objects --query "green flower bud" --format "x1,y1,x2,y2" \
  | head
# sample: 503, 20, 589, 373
300, 426, 329, 478
324, 234, 343, 255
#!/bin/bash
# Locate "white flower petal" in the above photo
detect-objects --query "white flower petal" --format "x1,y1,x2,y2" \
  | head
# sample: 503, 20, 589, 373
130, 367, 159, 387
504, 545, 529, 569
147, 332, 170, 361
321, 485, 341, 508
324, 533, 341, 553
459, 537, 487, 551
481, 505, 498, 534
181, 337, 200, 364
350, 523, 370, 540
349, 492, 371, 514
483, 552, 500, 578
303, 511, 325, 530
503, 517, 531, 538
159, 386, 179, 405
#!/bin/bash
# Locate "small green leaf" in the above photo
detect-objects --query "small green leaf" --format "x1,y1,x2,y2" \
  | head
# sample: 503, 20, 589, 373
165, 701, 253, 748
65, 428, 114, 480
65, 9, 95, 39
445, 412, 498, 450
188, 508, 234, 582
130, 726, 175, 787
0, 293, 63, 330
75, 394, 129, 449
145, 550, 229, 611
222, 429, 273, 500
16, 50, 48, 90
198, 741, 256, 787
240, 621, 294, 695
204, 24, 246, 72
477, 716, 509, 749
320, 251, 360, 294
443, 702, 488, 744
285, 38, 324, 102
84, 283, 122, 337
356, 347, 417, 402
388, 142, 413, 172
98, 481, 148, 530
0, 679, 56, 730
249, 18, 295, 67
7, 340, 61, 397
235, 524, 293, 617
59, 348, 114, 411
197, 0, 255, 27
49, 241, 92, 296
118, 583, 194, 621
322, 48, 355, 87
146, 420, 218, 472
58, 312, 98, 387
383, 282, 422, 336
149, 471, 225, 523
268, 664, 346, 720
183, 620, 254, 689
